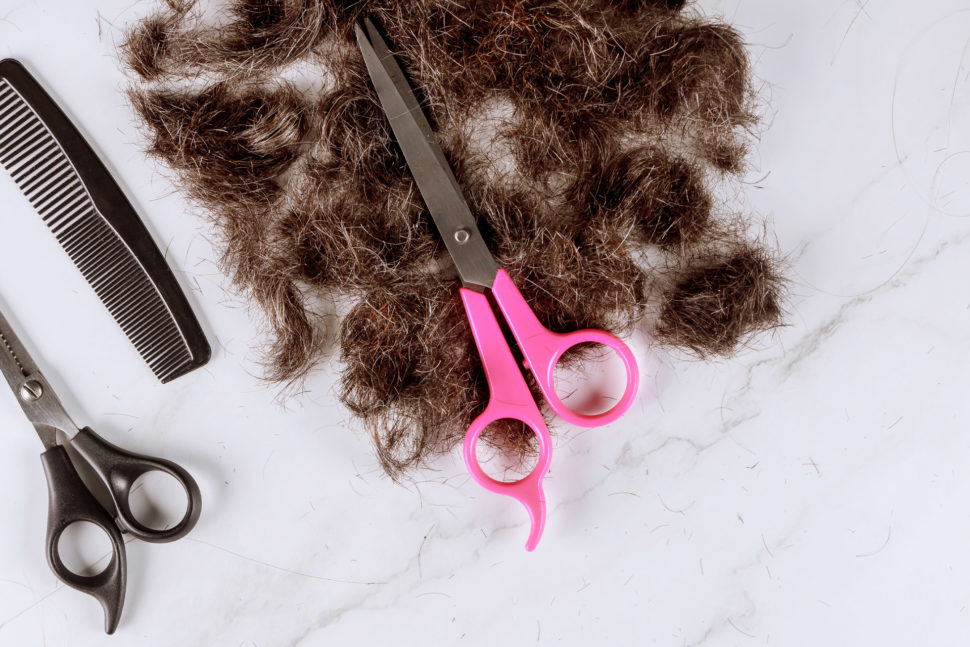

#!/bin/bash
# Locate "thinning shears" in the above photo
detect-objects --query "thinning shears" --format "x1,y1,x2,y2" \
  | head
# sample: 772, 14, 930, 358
0, 306, 201, 633
355, 19, 640, 550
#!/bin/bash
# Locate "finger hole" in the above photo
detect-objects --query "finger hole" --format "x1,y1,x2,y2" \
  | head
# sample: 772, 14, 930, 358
553, 341, 629, 416
57, 521, 113, 577
127, 470, 189, 531
474, 419, 540, 483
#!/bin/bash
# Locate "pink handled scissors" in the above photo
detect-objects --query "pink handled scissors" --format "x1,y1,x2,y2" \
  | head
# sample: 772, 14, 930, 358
356, 19, 639, 550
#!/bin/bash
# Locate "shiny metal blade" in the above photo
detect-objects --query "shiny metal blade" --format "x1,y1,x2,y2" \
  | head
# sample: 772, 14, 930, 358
355, 18, 499, 291
0, 307, 77, 447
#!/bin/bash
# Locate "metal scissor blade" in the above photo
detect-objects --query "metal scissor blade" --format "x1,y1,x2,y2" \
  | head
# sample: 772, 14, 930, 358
0, 308, 39, 392
355, 18, 499, 290
0, 307, 77, 447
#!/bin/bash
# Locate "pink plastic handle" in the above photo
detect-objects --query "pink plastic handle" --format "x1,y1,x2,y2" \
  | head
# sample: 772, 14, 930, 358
490, 270, 639, 427
460, 287, 553, 551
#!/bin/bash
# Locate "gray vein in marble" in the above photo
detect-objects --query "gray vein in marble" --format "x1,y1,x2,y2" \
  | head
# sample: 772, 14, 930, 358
738, 224, 970, 399
187, 538, 386, 585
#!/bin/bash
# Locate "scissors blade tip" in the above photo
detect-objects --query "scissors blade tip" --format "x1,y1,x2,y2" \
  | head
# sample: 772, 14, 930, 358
363, 16, 381, 41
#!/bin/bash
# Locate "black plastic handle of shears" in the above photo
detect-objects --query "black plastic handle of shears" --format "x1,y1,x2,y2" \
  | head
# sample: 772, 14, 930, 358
41, 444, 126, 634
40, 430, 202, 634
70, 428, 202, 543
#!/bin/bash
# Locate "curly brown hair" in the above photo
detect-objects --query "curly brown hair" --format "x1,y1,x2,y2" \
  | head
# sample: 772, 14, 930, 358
122, 0, 784, 479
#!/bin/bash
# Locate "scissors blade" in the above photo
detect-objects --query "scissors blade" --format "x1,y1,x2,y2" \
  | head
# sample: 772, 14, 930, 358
355, 18, 499, 291
0, 308, 39, 390
0, 307, 77, 447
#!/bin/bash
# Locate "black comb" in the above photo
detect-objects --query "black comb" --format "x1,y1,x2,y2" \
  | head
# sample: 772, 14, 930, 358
0, 59, 210, 383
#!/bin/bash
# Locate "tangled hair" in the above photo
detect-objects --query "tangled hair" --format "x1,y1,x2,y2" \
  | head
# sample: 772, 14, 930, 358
129, 81, 312, 206
657, 244, 784, 356
583, 146, 713, 251
123, 0, 337, 79
121, 0, 784, 478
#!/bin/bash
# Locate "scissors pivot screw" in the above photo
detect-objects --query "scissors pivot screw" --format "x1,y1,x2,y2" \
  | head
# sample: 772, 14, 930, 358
19, 379, 43, 402
454, 228, 471, 245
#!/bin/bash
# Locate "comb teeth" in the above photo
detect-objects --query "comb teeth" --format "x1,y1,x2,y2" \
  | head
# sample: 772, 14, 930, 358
0, 79, 194, 382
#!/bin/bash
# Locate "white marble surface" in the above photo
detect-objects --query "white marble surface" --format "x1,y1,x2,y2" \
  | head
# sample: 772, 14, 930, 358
1, 0, 969, 644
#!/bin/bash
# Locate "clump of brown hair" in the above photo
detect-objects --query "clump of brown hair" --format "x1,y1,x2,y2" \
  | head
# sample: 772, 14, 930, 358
583, 146, 713, 251
656, 244, 784, 355
339, 274, 483, 477
279, 160, 441, 294
129, 82, 312, 206
122, 0, 339, 81
121, 0, 784, 479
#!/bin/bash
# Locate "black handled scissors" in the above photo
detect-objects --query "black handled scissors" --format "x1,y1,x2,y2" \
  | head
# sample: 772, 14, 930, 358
0, 306, 202, 634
